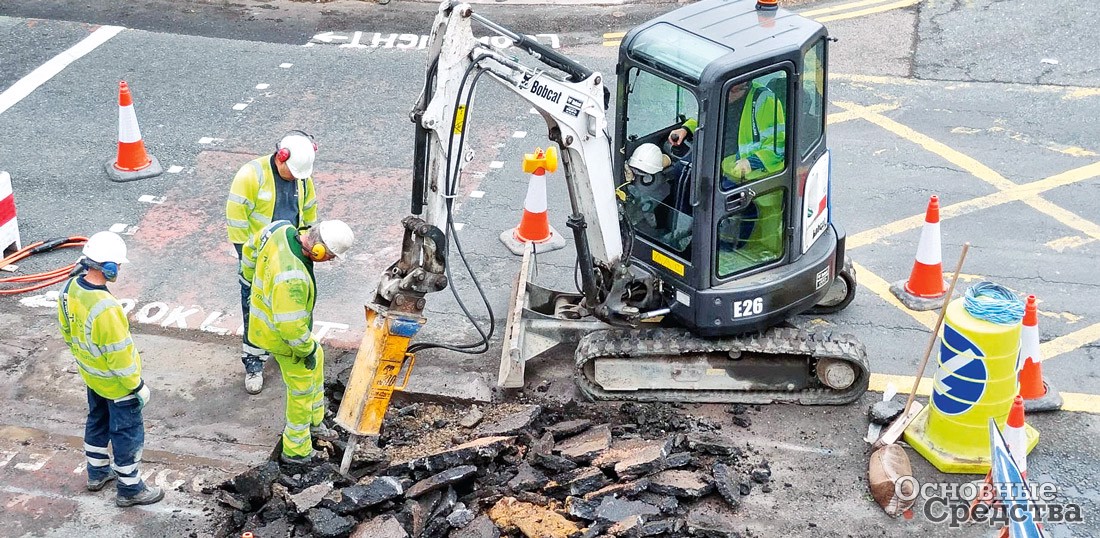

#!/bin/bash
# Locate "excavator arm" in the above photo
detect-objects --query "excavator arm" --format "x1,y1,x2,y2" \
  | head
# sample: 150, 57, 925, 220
336, 2, 658, 464
406, 1, 650, 319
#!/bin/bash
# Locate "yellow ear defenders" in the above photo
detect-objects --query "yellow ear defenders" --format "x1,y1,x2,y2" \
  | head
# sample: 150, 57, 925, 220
311, 242, 327, 260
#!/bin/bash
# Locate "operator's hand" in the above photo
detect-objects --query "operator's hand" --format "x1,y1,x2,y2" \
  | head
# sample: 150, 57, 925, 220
731, 159, 752, 179
668, 128, 688, 146
305, 354, 316, 370
136, 383, 151, 410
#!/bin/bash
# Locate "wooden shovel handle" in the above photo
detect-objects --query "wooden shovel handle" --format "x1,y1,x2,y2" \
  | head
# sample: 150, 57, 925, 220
902, 242, 970, 415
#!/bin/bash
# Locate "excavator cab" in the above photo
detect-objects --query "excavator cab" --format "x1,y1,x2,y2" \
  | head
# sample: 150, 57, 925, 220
615, 0, 854, 337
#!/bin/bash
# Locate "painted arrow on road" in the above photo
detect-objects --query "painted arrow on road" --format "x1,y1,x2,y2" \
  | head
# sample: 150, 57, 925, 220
312, 32, 348, 43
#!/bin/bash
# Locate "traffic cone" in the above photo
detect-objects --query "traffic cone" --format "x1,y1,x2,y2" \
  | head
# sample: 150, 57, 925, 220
0, 171, 21, 255
890, 195, 950, 311
1018, 295, 1062, 412
105, 81, 162, 182
1004, 395, 1028, 479
499, 146, 566, 255
968, 396, 1035, 521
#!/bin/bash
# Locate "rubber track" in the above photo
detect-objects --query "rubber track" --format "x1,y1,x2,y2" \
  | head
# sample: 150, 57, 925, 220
574, 326, 870, 405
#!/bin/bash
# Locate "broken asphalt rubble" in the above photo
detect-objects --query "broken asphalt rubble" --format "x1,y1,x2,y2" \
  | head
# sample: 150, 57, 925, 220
213, 382, 772, 538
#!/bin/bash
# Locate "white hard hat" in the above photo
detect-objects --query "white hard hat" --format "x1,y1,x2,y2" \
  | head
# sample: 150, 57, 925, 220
628, 143, 668, 175
82, 231, 130, 264
317, 220, 354, 259
278, 134, 316, 180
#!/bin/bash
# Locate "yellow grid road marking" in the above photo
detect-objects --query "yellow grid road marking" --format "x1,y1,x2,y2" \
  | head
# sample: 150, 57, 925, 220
834, 101, 1017, 190
800, 0, 896, 17
834, 101, 1100, 249
829, 102, 898, 124
816, 0, 922, 22
1045, 235, 1096, 252
868, 374, 1100, 414
603, 31, 624, 47
852, 262, 937, 330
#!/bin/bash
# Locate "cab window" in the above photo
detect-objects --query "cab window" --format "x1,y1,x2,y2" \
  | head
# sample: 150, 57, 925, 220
621, 67, 699, 258
799, 39, 825, 157
718, 71, 787, 191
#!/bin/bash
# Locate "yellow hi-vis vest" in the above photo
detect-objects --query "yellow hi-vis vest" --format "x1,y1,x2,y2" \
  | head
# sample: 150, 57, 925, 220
239, 219, 291, 288
247, 223, 319, 361
226, 155, 318, 245
57, 278, 143, 400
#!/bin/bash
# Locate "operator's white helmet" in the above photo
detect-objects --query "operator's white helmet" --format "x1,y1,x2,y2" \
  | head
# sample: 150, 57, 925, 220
82, 231, 130, 264
628, 143, 668, 175
317, 220, 355, 259
278, 134, 316, 180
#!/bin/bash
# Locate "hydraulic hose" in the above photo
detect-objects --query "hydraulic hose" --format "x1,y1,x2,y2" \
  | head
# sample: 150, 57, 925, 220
0, 236, 88, 295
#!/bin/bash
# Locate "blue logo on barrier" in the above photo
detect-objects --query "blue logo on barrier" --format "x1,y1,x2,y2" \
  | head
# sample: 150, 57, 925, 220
932, 324, 987, 415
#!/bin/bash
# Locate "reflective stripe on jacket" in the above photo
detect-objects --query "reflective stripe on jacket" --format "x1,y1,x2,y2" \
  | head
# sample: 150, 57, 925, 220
682, 83, 786, 183
57, 278, 143, 400
240, 219, 293, 287
226, 155, 318, 245
247, 223, 318, 361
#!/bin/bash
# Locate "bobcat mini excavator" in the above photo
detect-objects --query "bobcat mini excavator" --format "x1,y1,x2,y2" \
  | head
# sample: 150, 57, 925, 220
335, 0, 869, 458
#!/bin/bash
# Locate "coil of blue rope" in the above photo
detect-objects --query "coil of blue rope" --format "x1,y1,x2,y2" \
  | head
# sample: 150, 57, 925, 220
963, 282, 1025, 325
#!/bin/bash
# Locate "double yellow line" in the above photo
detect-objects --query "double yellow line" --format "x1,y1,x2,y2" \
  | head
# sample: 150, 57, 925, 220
800, 0, 922, 23
603, 0, 922, 46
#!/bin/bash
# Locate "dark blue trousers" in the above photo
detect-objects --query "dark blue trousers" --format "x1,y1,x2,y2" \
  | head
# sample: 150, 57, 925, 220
84, 387, 146, 497
236, 243, 264, 373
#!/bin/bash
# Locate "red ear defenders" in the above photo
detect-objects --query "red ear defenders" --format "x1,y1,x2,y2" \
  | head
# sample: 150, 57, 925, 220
275, 130, 318, 163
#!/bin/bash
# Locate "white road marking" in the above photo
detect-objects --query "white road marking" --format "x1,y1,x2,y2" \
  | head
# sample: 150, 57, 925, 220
513, 131, 527, 138
469, 190, 485, 198
0, 26, 124, 117
109, 223, 128, 233
138, 195, 165, 204
255, 83, 270, 90
13, 453, 50, 472
490, 161, 504, 169
167, 165, 184, 173
280, 63, 293, 68
233, 103, 248, 111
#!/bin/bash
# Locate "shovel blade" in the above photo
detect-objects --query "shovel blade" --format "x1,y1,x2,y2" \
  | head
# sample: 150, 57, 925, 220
873, 401, 924, 450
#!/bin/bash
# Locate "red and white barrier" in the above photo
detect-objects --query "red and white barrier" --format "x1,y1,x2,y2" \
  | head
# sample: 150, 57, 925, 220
0, 171, 21, 255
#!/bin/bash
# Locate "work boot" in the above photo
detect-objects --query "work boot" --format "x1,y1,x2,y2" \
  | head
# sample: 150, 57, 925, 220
279, 450, 315, 469
310, 423, 339, 442
116, 485, 165, 507
243, 355, 264, 394
87, 470, 117, 492
245, 372, 263, 394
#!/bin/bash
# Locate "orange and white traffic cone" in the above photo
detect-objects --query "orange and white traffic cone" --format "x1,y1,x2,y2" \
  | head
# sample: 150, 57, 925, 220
105, 81, 162, 182
0, 171, 22, 256
500, 147, 566, 255
891, 195, 950, 310
969, 396, 1035, 522
1018, 295, 1062, 412
1004, 395, 1029, 479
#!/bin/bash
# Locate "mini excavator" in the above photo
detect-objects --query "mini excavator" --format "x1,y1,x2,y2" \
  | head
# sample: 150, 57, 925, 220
336, 0, 869, 464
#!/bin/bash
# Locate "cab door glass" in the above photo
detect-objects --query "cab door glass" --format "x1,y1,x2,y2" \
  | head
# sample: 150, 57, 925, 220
621, 67, 699, 258
715, 69, 789, 279
718, 71, 787, 190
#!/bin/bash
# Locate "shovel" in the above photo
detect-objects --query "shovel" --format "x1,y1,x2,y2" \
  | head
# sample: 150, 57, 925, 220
872, 242, 969, 450
868, 243, 969, 517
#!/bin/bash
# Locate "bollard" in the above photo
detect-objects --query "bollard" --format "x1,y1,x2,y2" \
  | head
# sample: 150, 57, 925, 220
903, 285, 1039, 474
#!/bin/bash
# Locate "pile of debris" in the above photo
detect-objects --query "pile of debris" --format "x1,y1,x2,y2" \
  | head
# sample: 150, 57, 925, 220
213, 398, 771, 538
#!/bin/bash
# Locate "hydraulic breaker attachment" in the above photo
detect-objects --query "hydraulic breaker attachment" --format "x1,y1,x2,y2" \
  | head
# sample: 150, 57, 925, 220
336, 216, 444, 475
336, 304, 422, 474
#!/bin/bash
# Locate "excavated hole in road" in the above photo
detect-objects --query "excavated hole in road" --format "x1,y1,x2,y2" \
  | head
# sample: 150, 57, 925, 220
209, 375, 775, 538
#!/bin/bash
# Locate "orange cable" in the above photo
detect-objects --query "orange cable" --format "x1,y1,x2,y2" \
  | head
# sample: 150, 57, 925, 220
0, 237, 88, 295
